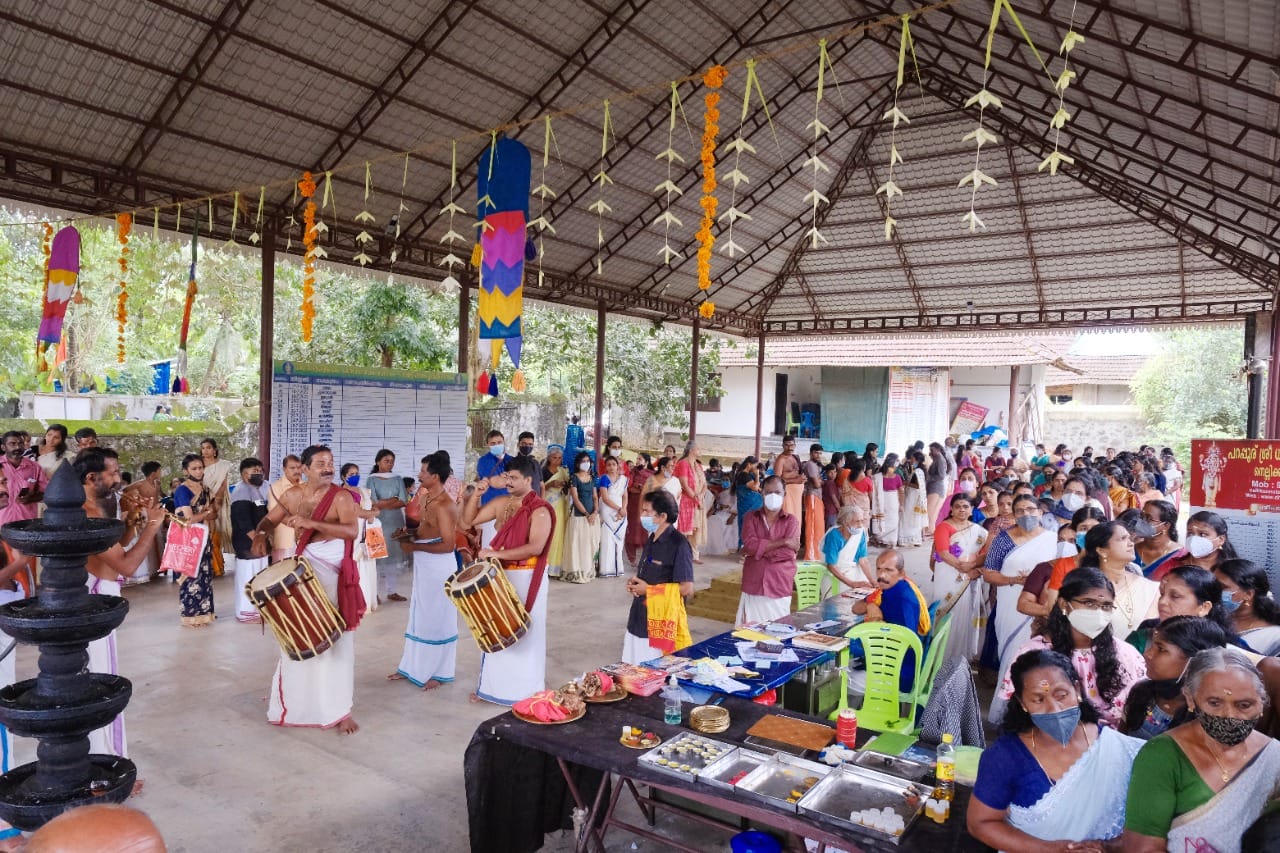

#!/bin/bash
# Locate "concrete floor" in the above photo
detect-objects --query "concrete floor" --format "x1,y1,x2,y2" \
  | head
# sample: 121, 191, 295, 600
9, 542, 935, 852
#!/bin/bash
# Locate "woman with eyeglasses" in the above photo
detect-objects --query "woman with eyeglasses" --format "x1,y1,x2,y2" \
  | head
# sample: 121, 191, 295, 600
996, 567, 1147, 727
968, 649, 1142, 852
1120, 615, 1229, 740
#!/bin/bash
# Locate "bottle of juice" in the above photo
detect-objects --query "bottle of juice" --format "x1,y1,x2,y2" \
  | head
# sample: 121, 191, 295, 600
935, 733, 956, 803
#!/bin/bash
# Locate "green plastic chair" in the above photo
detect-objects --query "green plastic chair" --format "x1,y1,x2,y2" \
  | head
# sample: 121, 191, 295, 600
909, 612, 952, 715
839, 622, 924, 735
792, 561, 829, 611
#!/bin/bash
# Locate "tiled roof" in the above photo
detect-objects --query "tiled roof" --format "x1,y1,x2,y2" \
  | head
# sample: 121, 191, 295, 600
718, 332, 1080, 368
1045, 354, 1154, 386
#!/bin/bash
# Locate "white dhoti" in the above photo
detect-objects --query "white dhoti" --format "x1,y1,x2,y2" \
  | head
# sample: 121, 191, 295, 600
268, 539, 355, 728
622, 631, 665, 665
475, 565, 547, 705
479, 519, 497, 550
356, 521, 378, 613
396, 548, 458, 686
235, 556, 267, 623
86, 578, 127, 757
735, 592, 791, 627
122, 529, 153, 584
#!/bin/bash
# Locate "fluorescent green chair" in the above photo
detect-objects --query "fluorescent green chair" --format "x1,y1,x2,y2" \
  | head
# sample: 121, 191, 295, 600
910, 612, 952, 717
837, 622, 924, 734
792, 561, 830, 611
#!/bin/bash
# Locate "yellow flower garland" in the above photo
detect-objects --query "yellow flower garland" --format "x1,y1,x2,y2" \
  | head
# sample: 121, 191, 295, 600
115, 213, 131, 362
696, 65, 727, 318
299, 171, 318, 342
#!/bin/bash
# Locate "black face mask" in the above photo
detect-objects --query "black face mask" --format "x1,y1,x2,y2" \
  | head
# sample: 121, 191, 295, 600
248, 474, 265, 487
518, 446, 533, 456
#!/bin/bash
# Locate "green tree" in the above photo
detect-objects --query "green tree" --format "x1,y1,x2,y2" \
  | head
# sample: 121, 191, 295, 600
1132, 326, 1247, 461
350, 281, 452, 369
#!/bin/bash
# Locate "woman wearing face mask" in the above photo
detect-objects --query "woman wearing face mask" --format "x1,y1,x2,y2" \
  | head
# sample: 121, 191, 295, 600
1121, 616, 1229, 740
899, 450, 929, 548
936, 466, 980, 528
1214, 558, 1280, 656
997, 568, 1147, 727
1018, 507, 1107, 624
561, 451, 600, 584
541, 446, 569, 577
673, 441, 707, 564
1125, 564, 1232, 654
1134, 499, 1183, 580
1077, 521, 1159, 638
969, 649, 1142, 853
622, 491, 694, 664
340, 463, 381, 609
930, 495, 989, 664
1123, 648, 1280, 853
870, 453, 903, 548
985, 494, 1062, 721
368, 450, 409, 602
596, 456, 629, 578
1160, 449, 1184, 510
733, 457, 763, 550
623, 451, 652, 565
1175, 510, 1237, 575
822, 504, 874, 592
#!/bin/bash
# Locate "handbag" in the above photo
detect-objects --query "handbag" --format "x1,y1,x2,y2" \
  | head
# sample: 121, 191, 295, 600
364, 520, 389, 560
160, 522, 209, 578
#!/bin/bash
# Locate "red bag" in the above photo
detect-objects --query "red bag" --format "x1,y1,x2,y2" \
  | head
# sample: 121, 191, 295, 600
160, 522, 209, 578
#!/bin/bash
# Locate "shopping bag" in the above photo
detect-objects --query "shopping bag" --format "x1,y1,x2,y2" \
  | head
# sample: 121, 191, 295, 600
364, 521, 389, 560
160, 522, 209, 578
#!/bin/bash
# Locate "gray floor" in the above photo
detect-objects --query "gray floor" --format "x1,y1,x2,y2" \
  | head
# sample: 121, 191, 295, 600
10, 542, 934, 852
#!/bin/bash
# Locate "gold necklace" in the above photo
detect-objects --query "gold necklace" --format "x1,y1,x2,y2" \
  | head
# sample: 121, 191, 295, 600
1205, 737, 1239, 783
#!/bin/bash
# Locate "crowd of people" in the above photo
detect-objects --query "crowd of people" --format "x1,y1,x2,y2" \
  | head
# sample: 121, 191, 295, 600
4, 421, 1280, 851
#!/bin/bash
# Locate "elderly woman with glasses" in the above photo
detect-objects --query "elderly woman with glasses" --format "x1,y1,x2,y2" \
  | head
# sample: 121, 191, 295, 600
996, 567, 1147, 728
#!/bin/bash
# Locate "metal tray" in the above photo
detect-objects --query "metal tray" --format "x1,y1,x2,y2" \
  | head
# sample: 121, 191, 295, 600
852, 750, 934, 783
734, 753, 831, 813
637, 733, 734, 781
697, 747, 770, 792
796, 764, 930, 846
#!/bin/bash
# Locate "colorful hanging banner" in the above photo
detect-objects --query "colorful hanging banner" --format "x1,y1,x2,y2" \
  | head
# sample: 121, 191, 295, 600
38, 226, 79, 346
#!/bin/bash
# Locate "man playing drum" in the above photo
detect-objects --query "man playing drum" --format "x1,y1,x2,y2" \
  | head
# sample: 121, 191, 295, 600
389, 450, 459, 690
462, 454, 554, 705
251, 445, 363, 735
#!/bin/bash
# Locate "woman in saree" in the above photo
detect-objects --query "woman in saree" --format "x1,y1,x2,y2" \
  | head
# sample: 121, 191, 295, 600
843, 458, 873, 516
596, 455, 628, 578
733, 457, 763, 549
540, 446, 569, 578
898, 450, 929, 547
1123, 647, 1280, 853
198, 437, 234, 577
969, 649, 1142, 853
931, 494, 989, 663
870, 452, 903, 548
984, 494, 1061, 721
1120, 615, 1228, 740
673, 442, 706, 563
623, 452, 652, 564
172, 453, 216, 627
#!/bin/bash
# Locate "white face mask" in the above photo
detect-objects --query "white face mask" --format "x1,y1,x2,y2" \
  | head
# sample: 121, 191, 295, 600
609, 448, 622, 457
1061, 492, 1085, 512
579, 461, 592, 472
763, 493, 784, 511
1185, 534, 1216, 559
960, 480, 977, 495
1067, 607, 1112, 639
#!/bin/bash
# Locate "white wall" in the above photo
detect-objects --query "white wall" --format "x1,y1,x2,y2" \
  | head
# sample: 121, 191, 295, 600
699, 365, 820, 439
949, 366, 1041, 429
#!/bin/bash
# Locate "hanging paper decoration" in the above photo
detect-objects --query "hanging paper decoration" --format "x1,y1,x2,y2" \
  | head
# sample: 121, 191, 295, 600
653, 82, 688, 266
316, 172, 335, 245
720, 59, 777, 259
354, 162, 376, 266
1040, 8, 1082, 175
227, 191, 240, 245
696, 64, 727, 317
528, 115, 560, 288
37, 225, 78, 378
588, 101, 616, 276
475, 135, 532, 395
804, 40, 840, 249
35, 222, 53, 369
877, 19, 922, 240
249, 187, 264, 245
438, 142, 468, 286
299, 171, 318, 342
177, 224, 199, 394
115, 213, 131, 363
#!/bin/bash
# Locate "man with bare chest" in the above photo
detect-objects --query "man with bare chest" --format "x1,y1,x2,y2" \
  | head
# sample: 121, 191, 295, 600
389, 450, 459, 690
774, 434, 805, 523
252, 445, 362, 734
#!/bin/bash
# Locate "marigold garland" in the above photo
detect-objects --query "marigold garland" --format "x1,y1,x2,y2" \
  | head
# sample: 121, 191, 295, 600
36, 223, 52, 368
696, 64, 727, 319
299, 171, 318, 343
115, 213, 132, 363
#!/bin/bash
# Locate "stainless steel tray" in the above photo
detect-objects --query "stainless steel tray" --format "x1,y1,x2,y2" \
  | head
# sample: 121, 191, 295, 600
796, 764, 930, 845
697, 747, 770, 792
637, 733, 734, 781
852, 750, 934, 782
734, 753, 831, 813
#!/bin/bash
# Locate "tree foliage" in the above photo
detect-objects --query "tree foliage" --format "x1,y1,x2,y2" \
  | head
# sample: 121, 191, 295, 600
1132, 326, 1247, 460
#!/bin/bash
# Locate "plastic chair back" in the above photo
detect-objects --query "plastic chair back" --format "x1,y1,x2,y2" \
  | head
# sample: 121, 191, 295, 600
912, 612, 952, 714
846, 622, 923, 734
792, 561, 829, 611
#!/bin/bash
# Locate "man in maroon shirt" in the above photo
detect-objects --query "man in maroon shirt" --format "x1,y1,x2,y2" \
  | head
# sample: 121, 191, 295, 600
736, 476, 801, 626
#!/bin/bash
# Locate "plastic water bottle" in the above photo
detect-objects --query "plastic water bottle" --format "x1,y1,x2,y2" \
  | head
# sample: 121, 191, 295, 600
664, 677, 682, 725
935, 733, 956, 803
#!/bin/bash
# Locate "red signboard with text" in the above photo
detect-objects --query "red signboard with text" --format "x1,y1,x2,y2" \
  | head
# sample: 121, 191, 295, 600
1188, 439, 1280, 513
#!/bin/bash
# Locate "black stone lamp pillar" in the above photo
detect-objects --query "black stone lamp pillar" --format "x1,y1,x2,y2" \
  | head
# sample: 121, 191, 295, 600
0, 461, 135, 830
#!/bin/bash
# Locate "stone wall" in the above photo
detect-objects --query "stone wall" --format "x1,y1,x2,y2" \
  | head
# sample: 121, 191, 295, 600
1043, 403, 1153, 452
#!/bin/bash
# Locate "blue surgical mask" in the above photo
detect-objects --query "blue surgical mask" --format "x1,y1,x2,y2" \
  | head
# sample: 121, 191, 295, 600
1029, 705, 1081, 746
640, 516, 659, 533
1076, 532, 1087, 550
345, 474, 359, 487
489, 444, 505, 458
1221, 590, 1242, 614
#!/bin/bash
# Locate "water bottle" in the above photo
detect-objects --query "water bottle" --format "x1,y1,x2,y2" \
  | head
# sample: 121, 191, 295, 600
934, 733, 956, 803
664, 676, 682, 725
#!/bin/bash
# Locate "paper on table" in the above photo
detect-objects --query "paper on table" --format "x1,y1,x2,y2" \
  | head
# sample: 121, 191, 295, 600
716, 655, 743, 666
764, 622, 798, 637
731, 628, 778, 643
804, 619, 843, 630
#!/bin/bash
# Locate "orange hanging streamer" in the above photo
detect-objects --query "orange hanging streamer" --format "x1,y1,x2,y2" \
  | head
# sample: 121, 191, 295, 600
36, 223, 52, 368
299, 171, 318, 343
697, 65, 726, 319
115, 213, 132, 363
